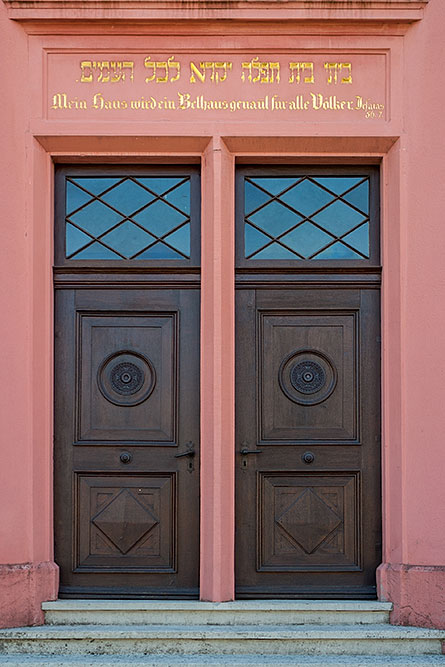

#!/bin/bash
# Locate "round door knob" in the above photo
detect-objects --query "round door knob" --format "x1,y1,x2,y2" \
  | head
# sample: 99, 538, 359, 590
302, 451, 315, 464
119, 452, 132, 464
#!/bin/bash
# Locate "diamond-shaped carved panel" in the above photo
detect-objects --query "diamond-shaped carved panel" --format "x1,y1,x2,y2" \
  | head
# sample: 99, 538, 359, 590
92, 489, 159, 554
259, 473, 359, 571
77, 474, 176, 571
276, 488, 341, 554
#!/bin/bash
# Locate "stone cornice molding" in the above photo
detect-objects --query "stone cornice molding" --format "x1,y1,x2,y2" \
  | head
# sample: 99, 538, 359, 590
3, 0, 429, 23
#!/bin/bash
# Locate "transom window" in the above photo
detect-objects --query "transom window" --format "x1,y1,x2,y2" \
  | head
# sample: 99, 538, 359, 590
55, 166, 200, 266
236, 167, 379, 266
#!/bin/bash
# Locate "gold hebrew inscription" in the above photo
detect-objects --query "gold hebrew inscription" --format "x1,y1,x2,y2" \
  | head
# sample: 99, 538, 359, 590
288, 62, 315, 84
80, 60, 134, 83
189, 61, 233, 84
241, 57, 281, 84
324, 62, 353, 85
144, 56, 181, 83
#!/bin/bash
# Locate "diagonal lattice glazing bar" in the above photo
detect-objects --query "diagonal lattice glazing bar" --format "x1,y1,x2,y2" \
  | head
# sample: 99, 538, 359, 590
244, 176, 370, 260
65, 176, 192, 260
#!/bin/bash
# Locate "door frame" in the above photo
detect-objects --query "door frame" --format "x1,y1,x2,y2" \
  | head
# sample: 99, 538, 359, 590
27, 133, 402, 601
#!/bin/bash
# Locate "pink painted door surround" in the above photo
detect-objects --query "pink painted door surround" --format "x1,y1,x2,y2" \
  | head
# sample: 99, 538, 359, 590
0, 0, 444, 629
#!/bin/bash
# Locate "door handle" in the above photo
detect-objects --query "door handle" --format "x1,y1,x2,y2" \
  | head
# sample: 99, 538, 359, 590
240, 447, 263, 455
175, 442, 195, 458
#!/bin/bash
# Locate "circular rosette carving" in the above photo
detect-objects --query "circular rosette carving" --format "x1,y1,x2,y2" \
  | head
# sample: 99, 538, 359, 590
98, 350, 156, 407
111, 362, 144, 396
279, 348, 337, 406
290, 360, 325, 394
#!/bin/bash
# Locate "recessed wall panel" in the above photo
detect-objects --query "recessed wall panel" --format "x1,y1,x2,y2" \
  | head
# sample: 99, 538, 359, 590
260, 311, 357, 443
78, 313, 177, 443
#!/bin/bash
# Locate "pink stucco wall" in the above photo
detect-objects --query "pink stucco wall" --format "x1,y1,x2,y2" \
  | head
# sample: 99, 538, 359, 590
0, 6, 59, 627
377, 6, 445, 627
0, 0, 444, 629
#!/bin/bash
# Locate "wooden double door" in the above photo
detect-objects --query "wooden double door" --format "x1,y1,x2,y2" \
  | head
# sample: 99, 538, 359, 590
55, 283, 380, 599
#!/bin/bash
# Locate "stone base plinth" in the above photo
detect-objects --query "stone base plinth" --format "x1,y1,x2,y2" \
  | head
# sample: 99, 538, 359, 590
0, 561, 59, 628
378, 563, 445, 630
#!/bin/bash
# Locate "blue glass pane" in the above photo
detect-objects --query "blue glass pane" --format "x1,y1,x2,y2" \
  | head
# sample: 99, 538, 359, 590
72, 178, 122, 196
138, 178, 183, 195
163, 181, 190, 215
245, 224, 270, 256
101, 180, 155, 215
101, 222, 155, 258
312, 177, 362, 195
253, 244, 297, 259
248, 201, 302, 237
281, 223, 332, 257
69, 200, 123, 237
245, 181, 271, 214
250, 178, 299, 195
66, 223, 92, 256
280, 179, 334, 217
133, 200, 187, 237
312, 200, 366, 237
314, 243, 362, 260
73, 242, 121, 259
164, 224, 190, 256
66, 181, 92, 215
342, 180, 369, 213
342, 223, 369, 256
64, 174, 193, 261
244, 174, 372, 262
136, 243, 183, 259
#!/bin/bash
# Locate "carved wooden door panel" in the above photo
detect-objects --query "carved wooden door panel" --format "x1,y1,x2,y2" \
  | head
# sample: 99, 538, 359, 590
54, 288, 200, 598
54, 165, 200, 598
235, 166, 381, 598
235, 287, 381, 597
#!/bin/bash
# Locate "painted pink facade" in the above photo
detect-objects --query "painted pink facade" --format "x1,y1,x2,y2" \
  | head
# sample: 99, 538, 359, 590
0, 0, 444, 630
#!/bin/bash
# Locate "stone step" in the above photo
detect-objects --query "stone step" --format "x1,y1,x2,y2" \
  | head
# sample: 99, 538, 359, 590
42, 600, 393, 626
0, 624, 443, 656
0, 655, 444, 666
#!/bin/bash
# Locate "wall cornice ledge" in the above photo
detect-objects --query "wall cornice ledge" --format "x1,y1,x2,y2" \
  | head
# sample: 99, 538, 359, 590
3, 0, 429, 23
